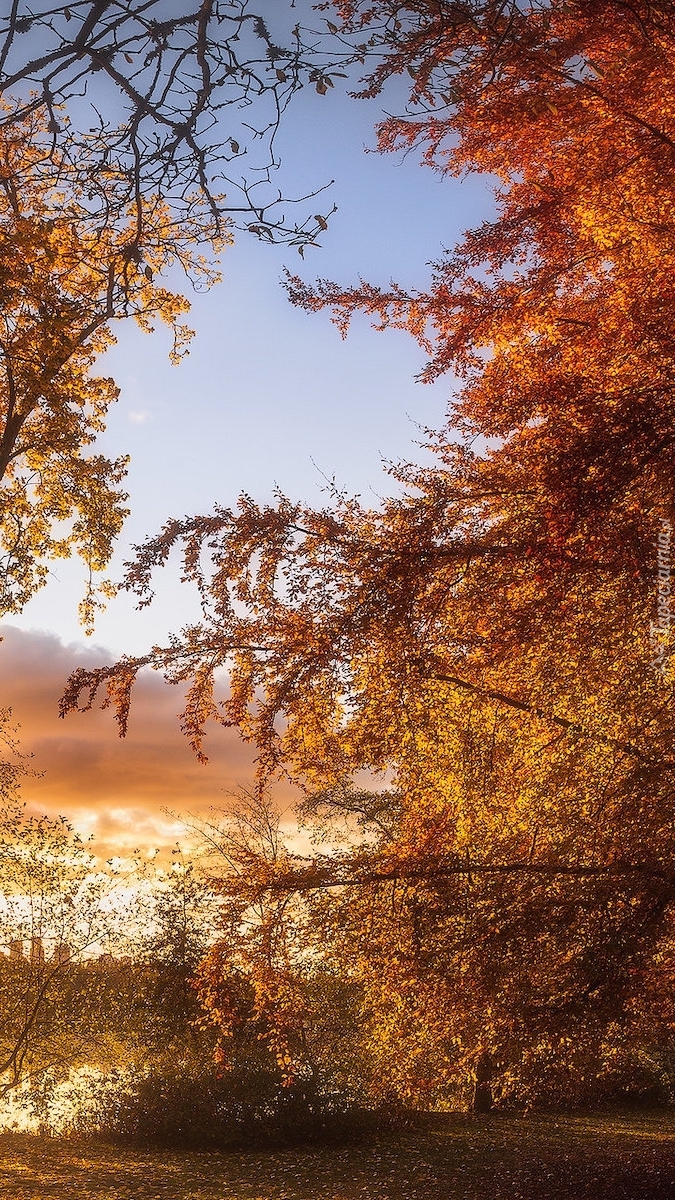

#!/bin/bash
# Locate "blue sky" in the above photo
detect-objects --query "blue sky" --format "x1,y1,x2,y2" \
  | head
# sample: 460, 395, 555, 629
11, 75, 492, 654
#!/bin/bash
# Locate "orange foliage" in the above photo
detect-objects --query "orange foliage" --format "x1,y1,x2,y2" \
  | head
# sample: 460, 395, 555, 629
62, 2, 675, 1105
293, 2, 675, 545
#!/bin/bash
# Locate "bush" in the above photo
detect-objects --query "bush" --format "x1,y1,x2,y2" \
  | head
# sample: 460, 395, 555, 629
90, 1061, 390, 1149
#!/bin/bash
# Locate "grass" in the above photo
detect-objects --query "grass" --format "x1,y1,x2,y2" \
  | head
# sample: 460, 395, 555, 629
2, 1111, 675, 1199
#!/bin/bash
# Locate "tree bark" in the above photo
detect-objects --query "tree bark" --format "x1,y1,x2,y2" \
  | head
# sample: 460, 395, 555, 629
473, 1051, 493, 1113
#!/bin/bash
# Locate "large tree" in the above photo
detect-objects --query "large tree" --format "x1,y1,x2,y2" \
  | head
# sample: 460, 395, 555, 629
63, 473, 675, 1105
60, 0, 675, 1106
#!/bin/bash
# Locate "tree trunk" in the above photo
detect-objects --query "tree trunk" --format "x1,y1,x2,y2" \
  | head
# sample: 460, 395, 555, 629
473, 1051, 493, 1113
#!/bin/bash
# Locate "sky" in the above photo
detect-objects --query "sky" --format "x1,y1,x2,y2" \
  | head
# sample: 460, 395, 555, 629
2, 17, 494, 854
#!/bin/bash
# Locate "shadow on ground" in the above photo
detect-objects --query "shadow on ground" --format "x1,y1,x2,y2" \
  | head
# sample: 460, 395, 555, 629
1, 1111, 675, 1199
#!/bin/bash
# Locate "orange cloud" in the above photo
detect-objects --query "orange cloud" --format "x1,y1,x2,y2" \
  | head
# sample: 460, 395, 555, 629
0, 625, 293, 855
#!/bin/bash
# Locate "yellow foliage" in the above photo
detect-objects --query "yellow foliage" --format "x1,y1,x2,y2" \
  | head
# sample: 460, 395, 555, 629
0, 107, 228, 626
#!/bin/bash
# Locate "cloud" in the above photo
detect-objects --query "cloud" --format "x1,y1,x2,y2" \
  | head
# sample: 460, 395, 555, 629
0, 625, 294, 856
128, 409, 151, 424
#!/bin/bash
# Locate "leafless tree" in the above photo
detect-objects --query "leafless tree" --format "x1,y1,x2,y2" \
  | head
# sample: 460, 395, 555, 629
0, 1, 344, 246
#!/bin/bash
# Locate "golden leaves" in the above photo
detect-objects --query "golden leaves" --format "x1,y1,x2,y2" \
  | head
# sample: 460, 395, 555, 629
0, 113, 225, 629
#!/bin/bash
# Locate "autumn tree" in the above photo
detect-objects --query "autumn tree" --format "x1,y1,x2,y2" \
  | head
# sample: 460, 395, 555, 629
0, 754, 218, 1119
60, 1, 675, 1106
294, 0, 675, 566
57, 457, 675, 1105
0, 107, 231, 624
193, 793, 376, 1111
0, 711, 143, 1095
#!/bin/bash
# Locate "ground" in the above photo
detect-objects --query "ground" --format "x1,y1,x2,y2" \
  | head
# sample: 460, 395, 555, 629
1, 1112, 675, 1199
